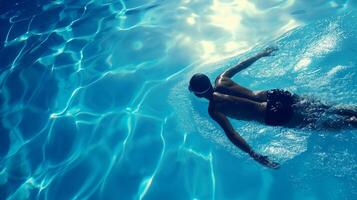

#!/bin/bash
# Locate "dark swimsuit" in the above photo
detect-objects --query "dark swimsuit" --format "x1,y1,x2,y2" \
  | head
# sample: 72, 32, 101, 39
265, 89, 295, 126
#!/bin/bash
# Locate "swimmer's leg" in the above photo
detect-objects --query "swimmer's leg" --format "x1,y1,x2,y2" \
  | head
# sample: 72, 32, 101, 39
319, 115, 357, 130
288, 96, 328, 128
327, 106, 357, 128
329, 106, 357, 118
291, 97, 357, 129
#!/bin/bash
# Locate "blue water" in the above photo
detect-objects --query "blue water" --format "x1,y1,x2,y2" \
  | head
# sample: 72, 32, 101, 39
0, 0, 357, 199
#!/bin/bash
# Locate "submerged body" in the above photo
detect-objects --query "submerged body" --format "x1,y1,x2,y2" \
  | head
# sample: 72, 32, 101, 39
189, 47, 357, 169
210, 76, 267, 123
211, 77, 299, 127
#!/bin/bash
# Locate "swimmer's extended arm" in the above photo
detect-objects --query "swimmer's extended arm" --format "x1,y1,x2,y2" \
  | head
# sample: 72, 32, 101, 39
209, 109, 252, 153
220, 47, 277, 78
209, 109, 280, 169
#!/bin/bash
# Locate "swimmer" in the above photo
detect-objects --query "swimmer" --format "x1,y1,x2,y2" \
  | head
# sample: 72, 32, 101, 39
188, 47, 357, 169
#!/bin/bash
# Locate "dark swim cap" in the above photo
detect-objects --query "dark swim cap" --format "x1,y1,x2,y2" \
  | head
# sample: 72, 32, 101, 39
188, 73, 211, 94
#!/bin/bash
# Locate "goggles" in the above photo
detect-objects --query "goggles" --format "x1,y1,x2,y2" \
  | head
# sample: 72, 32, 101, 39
188, 85, 211, 95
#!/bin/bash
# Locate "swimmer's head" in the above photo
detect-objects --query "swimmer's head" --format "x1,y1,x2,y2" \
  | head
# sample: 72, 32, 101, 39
188, 73, 213, 98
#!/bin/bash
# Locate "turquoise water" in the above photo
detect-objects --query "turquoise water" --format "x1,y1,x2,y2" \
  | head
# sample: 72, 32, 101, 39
0, 0, 357, 199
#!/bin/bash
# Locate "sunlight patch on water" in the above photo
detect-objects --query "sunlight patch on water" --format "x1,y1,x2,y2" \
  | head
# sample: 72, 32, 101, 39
0, 0, 356, 199
294, 21, 341, 71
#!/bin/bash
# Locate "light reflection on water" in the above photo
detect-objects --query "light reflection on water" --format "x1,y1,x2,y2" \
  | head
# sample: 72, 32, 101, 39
150, 0, 353, 64
0, 0, 356, 199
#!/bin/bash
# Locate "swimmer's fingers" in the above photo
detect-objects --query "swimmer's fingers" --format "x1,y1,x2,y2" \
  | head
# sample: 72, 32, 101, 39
266, 160, 280, 169
267, 46, 279, 53
251, 153, 280, 169
260, 157, 280, 169
262, 46, 278, 56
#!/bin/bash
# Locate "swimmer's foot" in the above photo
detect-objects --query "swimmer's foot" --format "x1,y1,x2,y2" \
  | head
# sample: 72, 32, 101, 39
333, 107, 357, 118
346, 116, 357, 127
346, 116, 357, 122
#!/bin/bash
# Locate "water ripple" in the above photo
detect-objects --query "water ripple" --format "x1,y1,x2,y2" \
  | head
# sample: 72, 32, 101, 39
0, 0, 357, 200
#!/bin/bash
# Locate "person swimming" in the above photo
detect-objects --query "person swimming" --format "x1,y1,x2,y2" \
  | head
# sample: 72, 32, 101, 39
188, 47, 357, 169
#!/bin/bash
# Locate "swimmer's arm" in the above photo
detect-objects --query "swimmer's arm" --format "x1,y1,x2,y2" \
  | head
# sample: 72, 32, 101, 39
208, 109, 252, 154
209, 109, 280, 169
220, 47, 277, 78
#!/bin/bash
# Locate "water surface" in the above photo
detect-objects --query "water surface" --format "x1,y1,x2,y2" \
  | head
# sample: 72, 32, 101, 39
0, 0, 356, 199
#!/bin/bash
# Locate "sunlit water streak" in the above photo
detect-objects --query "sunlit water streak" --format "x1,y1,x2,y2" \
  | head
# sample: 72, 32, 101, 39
0, 0, 357, 199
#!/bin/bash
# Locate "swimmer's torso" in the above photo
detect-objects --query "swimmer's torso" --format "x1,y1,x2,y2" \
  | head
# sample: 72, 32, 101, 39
209, 76, 267, 122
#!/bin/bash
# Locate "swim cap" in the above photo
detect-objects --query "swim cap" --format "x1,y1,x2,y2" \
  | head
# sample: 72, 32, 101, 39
188, 73, 211, 95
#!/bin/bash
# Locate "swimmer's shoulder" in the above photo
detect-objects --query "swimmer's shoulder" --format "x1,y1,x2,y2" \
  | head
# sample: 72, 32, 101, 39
214, 75, 234, 91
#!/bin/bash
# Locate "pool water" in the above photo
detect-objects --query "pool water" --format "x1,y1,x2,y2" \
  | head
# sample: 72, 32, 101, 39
0, 0, 356, 199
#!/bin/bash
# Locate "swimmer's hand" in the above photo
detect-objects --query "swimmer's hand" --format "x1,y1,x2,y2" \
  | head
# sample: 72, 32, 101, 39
261, 47, 278, 57
249, 151, 280, 169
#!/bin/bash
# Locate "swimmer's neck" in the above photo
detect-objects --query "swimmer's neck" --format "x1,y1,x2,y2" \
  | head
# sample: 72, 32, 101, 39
203, 89, 214, 101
